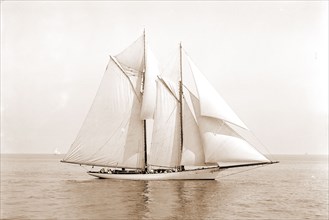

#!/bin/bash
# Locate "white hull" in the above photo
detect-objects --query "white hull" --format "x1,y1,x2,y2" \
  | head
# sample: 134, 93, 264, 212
88, 167, 220, 180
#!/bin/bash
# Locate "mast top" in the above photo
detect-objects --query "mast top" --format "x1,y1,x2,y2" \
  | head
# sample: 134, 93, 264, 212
179, 41, 183, 82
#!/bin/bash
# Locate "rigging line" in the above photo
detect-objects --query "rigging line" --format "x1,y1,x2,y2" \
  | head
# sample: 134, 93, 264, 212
80, 165, 90, 172
182, 47, 274, 162
142, 28, 146, 92
184, 43, 274, 160
230, 123, 272, 162
219, 121, 245, 141
165, 104, 179, 124
87, 116, 131, 162
248, 129, 275, 161
65, 60, 112, 160
110, 56, 141, 102
114, 34, 144, 63
67, 110, 128, 162
179, 42, 184, 154
182, 84, 197, 98
143, 29, 147, 171
227, 122, 274, 162
183, 49, 252, 131
219, 164, 270, 179
152, 105, 178, 144
157, 76, 180, 102
147, 164, 178, 169
160, 45, 179, 75
62, 160, 141, 169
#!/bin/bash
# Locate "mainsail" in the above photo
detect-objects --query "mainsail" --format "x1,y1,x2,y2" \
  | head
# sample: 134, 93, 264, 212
62, 35, 157, 169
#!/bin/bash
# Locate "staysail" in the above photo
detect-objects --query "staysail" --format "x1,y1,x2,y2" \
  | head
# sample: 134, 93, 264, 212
185, 51, 270, 165
160, 47, 270, 167
189, 92, 270, 165
186, 55, 248, 130
149, 79, 181, 168
181, 95, 205, 166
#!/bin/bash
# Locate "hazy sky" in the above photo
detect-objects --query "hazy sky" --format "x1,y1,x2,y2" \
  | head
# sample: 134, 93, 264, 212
1, 1, 328, 154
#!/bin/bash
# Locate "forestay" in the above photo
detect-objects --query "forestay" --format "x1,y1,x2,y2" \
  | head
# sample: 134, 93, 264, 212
186, 55, 248, 130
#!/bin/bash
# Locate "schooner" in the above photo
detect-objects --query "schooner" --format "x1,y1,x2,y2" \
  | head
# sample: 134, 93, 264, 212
61, 32, 277, 180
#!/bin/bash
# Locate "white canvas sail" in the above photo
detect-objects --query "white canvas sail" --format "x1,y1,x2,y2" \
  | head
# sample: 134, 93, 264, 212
140, 45, 159, 119
186, 55, 248, 130
63, 39, 146, 168
181, 96, 205, 166
115, 36, 144, 72
155, 48, 268, 167
189, 93, 270, 165
149, 80, 181, 168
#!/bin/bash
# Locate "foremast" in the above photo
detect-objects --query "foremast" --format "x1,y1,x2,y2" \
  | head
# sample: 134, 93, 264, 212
178, 42, 184, 171
142, 29, 148, 173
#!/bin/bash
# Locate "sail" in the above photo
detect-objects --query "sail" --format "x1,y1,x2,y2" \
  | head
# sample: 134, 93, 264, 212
62, 35, 273, 172
186, 55, 248, 130
181, 93, 205, 166
149, 80, 181, 168
63, 43, 145, 169
115, 36, 144, 72
149, 78, 206, 167
190, 94, 270, 164
140, 45, 159, 119
150, 46, 269, 167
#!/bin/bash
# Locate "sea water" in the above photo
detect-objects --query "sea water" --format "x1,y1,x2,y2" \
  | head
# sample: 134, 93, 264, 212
1, 154, 328, 219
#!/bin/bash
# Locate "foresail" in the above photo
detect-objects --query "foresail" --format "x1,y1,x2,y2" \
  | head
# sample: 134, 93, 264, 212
63, 58, 144, 169
140, 45, 159, 119
181, 91, 205, 166
190, 94, 270, 165
202, 132, 270, 164
186, 55, 248, 130
149, 80, 181, 168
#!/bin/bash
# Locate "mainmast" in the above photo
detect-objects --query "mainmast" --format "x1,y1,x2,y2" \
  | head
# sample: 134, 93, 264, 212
142, 29, 148, 172
179, 42, 184, 170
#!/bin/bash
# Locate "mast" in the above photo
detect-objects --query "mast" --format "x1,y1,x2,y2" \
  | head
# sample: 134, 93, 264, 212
143, 29, 148, 172
179, 42, 184, 169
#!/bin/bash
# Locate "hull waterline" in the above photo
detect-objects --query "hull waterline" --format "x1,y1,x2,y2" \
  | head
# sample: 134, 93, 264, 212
88, 167, 220, 180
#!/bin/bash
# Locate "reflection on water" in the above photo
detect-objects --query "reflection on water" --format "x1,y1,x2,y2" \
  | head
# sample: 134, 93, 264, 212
142, 181, 216, 219
57, 179, 222, 219
1, 154, 328, 219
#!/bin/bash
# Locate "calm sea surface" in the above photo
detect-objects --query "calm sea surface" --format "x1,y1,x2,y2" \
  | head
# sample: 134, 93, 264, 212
1, 154, 328, 220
